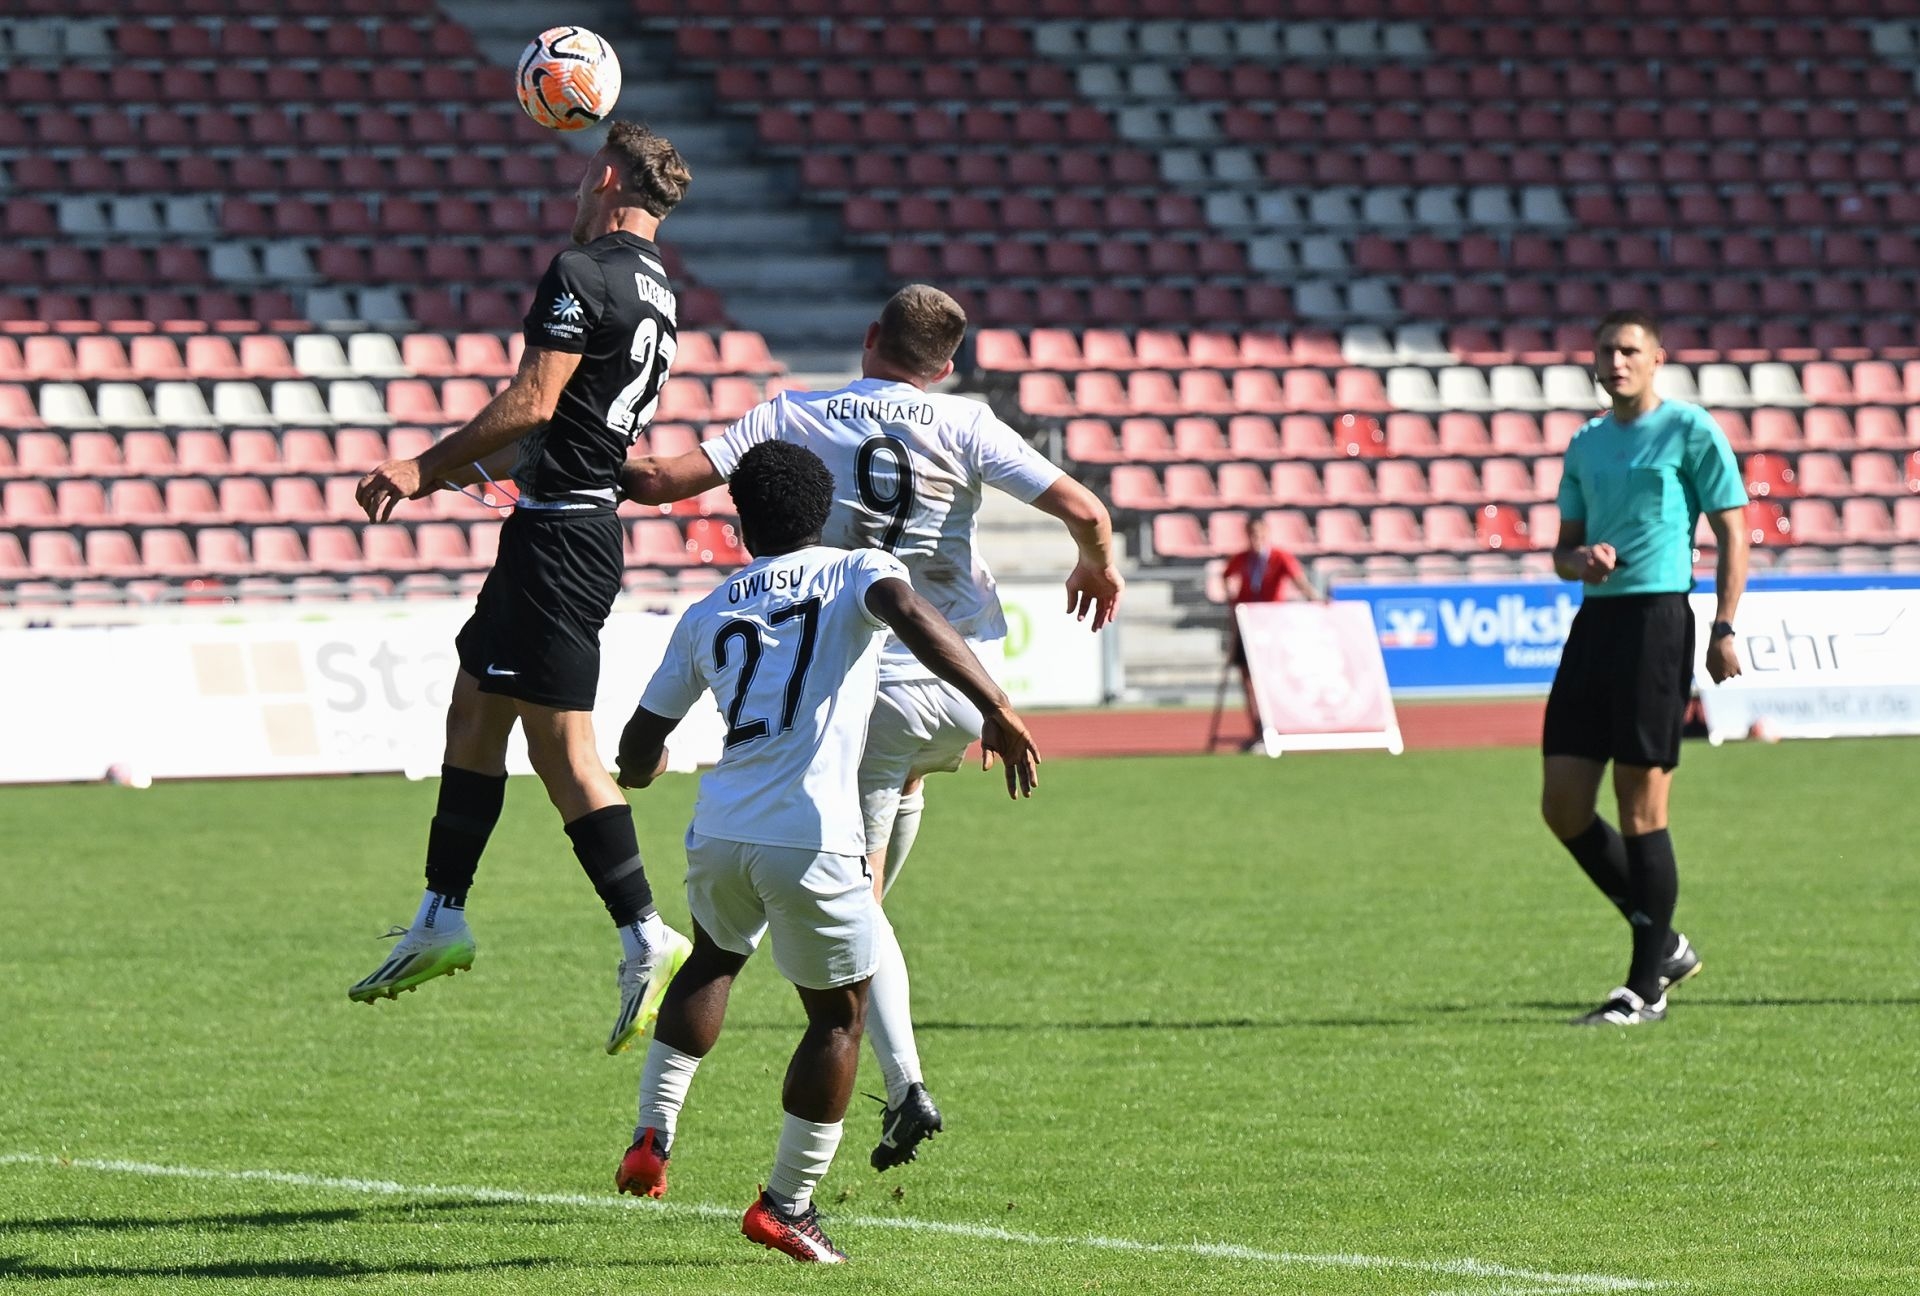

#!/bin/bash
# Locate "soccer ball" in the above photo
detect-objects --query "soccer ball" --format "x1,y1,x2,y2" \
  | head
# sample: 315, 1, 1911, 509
515, 26, 622, 132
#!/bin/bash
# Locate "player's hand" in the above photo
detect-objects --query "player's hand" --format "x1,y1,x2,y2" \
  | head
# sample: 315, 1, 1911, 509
1581, 543, 1618, 584
978, 707, 1040, 800
357, 457, 431, 523
615, 745, 669, 790
1066, 558, 1124, 631
1706, 633, 1742, 685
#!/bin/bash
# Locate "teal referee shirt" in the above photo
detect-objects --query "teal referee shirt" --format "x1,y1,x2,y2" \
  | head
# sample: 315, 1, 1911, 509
1555, 399, 1748, 598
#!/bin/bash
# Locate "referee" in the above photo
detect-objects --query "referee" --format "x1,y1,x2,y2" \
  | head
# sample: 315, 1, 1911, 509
1541, 310, 1749, 1027
350, 123, 694, 1055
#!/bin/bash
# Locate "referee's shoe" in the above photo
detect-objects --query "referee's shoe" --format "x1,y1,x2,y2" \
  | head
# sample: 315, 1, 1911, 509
1572, 986, 1667, 1027
1661, 932, 1703, 992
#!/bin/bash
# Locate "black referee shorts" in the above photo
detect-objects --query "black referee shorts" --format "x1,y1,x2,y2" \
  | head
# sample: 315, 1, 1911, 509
1542, 592, 1697, 771
454, 508, 624, 713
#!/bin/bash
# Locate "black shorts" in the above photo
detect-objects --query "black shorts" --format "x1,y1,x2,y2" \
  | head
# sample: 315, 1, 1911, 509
454, 508, 624, 712
1542, 592, 1696, 770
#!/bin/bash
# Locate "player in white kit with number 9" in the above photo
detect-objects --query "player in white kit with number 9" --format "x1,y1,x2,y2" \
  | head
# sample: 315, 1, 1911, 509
622, 285, 1122, 1169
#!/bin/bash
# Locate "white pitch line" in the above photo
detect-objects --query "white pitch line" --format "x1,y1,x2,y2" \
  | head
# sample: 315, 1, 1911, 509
0, 1152, 1662, 1293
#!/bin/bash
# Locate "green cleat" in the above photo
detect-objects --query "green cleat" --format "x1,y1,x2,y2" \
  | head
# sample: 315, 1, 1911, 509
348, 925, 476, 1003
606, 927, 693, 1054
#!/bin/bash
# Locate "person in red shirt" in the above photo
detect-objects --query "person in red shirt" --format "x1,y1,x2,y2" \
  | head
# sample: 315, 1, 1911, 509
1222, 518, 1323, 748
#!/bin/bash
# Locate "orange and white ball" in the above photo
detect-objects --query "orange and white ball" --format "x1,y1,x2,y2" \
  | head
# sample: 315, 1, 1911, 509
516, 26, 621, 131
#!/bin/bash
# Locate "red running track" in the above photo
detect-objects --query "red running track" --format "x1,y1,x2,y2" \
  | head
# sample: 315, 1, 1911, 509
1020, 699, 1545, 760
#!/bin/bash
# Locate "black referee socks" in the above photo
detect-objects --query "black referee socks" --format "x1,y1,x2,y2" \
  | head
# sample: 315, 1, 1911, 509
565, 804, 657, 928
1623, 829, 1680, 1003
1559, 816, 1632, 918
424, 764, 509, 902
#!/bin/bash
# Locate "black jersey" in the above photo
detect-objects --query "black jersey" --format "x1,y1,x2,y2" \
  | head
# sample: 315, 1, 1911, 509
514, 230, 679, 501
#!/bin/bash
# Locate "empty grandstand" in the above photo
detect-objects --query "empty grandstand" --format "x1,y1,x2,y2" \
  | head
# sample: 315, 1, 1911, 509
3, 2, 1919, 696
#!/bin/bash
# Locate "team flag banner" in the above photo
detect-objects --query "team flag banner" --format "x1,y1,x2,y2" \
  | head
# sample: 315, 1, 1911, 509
1235, 601, 1404, 757
1691, 588, 1920, 743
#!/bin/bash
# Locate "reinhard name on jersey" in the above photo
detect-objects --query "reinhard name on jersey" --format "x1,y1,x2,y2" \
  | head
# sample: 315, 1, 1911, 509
818, 395, 936, 425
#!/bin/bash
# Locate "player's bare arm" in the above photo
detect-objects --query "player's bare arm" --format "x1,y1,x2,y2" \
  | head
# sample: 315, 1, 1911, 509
1703, 506, 1748, 684
1551, 519, 1617, 585
615, 706, 679, 790
864, 577, 1040, 799
620, 448, 724, 506
434, 445, 520, 491
1029, 477, 1124, 631
358, 347, 584, 522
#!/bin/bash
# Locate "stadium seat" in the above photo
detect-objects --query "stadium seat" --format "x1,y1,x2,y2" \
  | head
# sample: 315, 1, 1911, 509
1477, 505, 1531, 551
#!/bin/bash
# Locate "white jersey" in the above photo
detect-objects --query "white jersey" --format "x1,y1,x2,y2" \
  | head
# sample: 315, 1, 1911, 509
702, 377, 1064, 681
640, 545, 908, 856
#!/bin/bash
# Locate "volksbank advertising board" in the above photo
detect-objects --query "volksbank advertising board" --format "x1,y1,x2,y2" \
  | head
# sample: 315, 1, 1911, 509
1334, 581, 1579, 694
1334, 573, 1920, 696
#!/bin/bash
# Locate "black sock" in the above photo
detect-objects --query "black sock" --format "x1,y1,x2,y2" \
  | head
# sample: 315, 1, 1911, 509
565, 805, 656, 928
1558, 816, 1632, 919
424, 764, 508, 902
1623, 829, 1680, 1003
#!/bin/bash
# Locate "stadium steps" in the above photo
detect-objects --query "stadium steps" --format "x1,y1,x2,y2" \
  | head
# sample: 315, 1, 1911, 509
439, 0, 889, 372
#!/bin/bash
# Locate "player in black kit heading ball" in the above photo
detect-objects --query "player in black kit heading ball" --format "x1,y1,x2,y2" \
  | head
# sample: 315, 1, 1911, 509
350, 122, 694, 1057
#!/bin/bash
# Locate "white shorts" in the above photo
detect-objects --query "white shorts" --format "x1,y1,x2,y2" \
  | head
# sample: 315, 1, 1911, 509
858, 676, 985, 854
684, 830, 886, 990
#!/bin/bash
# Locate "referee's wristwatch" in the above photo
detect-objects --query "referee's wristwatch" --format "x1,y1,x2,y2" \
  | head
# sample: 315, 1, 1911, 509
1710, 620, 1736, 640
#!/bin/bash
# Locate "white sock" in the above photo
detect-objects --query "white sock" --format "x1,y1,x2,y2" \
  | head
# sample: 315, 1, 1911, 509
636, 1040, 701, 1145
619, 912, 668, 962
412, 889, 467, 934
881, 790, 924, 901
766, 1113, 843, 1215
865, 919, 922, 1106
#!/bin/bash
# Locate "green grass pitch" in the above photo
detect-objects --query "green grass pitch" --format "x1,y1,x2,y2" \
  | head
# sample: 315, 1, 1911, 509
2, 739, 1916, 1294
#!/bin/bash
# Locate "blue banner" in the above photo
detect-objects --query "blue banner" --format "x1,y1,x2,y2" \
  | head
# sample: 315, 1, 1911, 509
1332, 581, 1579, 693
1331, 572, 1920, 696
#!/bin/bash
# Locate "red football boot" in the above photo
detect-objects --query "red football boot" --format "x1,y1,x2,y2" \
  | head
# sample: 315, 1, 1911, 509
741, 1191, 847, 1263
614, 1127, 670, 1200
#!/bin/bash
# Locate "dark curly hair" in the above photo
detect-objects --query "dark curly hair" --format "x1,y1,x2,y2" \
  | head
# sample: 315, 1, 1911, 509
729, 441, 834, 555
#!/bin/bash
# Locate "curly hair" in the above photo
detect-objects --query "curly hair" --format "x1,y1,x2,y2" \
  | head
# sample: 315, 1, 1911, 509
729, 441, 834, 555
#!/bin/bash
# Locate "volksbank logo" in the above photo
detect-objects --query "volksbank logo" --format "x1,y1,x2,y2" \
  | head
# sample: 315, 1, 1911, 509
1377, 593, 1578, 667
1378, 599, 1439, 648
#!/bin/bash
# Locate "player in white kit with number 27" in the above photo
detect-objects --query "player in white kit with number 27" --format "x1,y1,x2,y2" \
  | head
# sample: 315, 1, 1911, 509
610, 440, 1040, 1263
622, 285, 1122, 1170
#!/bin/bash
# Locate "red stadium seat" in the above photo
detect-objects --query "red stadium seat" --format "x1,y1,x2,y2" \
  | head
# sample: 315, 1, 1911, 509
1065, 419, 1121, 464
1787, 500, 1841, 545
1477, 504, 1532, 551
1151, 514, 1210, 559
1119, 419, 1176, 462
1744, 453, 1799, 500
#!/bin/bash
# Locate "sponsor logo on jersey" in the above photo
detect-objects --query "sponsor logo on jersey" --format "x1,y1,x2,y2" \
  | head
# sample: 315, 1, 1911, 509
552, 291, 584, 323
